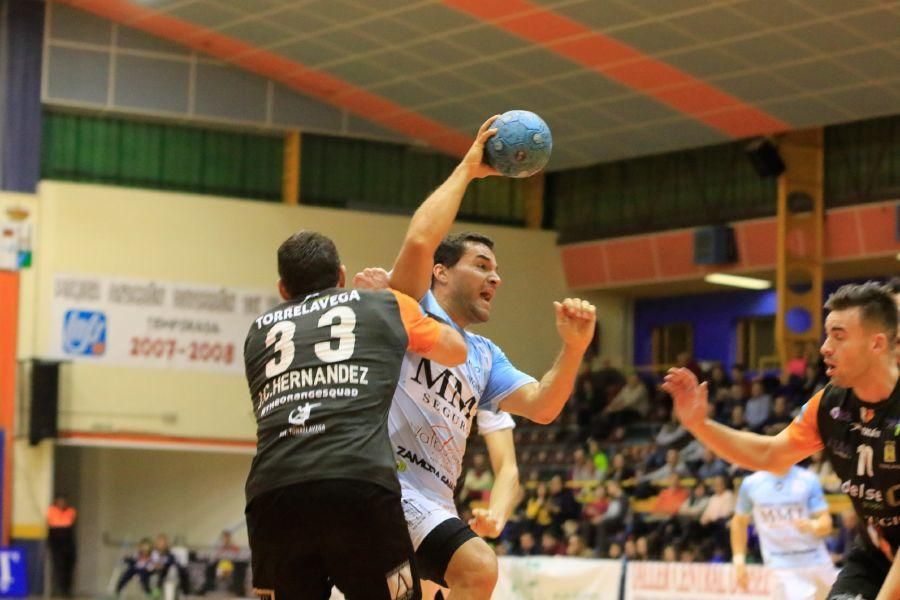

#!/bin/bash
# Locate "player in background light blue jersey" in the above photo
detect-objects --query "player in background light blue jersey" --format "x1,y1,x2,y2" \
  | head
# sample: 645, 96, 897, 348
732, 465, 838, 600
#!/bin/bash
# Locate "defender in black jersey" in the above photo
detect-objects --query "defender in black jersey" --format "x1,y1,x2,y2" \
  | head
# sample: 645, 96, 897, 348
662, 282, 898, 600
244, 231, 466, 600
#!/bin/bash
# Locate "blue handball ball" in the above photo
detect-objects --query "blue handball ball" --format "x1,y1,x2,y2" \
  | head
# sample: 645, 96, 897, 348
484, 110, 553, 178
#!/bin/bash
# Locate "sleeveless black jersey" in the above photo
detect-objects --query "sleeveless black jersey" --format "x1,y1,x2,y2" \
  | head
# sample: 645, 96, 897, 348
791, 378, 900, 559
243, 287, 441, 503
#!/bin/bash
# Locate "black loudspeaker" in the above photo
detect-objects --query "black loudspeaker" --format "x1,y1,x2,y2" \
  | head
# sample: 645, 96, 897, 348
745, 138, 785, 178
694, 225, 737, 265
30, 361, 60, 446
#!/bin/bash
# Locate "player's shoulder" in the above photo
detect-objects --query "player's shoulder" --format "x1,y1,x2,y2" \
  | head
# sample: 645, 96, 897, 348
740, 470, 768, 489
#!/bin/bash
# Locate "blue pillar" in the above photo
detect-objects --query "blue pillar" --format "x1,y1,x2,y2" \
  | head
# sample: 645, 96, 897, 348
0, 0, 44, 193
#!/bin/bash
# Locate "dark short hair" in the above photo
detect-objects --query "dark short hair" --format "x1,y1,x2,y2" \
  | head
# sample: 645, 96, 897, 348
888, 276, 900, 294
277, 231, 341, 299
824, 281, 897, 341
432, 232, 495, 286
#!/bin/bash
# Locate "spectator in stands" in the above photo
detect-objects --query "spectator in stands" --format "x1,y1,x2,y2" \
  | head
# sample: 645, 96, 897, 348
675, 351, 703, 380
711, 386, 737, 423
606, 541, 623, 560
696, 449, 728, 481
524, 481, 553, 535
705, 364, 731, 399
459, 453, 494, 504
514, 531, 539, 556
46, 494, 77, 598
116, 537, 155, 596
827, 508, 859, 567
591, 357, 626, 402
730, 364, 751, 397
581, 484, 609, 526
539, 531, 566, 556
548, 474, 581, 532
566, 534, 593, 558
586, 438, 609, 479
592, 480, 629, 555
635, 536, 652, 561
700, 475, 736, 557
569, 447, 597, 481
573, 374, 599, 430
638, 448, 691, 485
679, 547, 697, 563
662, 544, 678, 562
605, 452, 634, 484
655, 413, 690, 449
727, 404, 749, 431
151, 533, 190, 595
786, 342, 809, 378
596, 372, 650, 435
677, 482, 710, 545
744, 380, 772, 432
800, 364, 827, 399
808, 450, 841, 493
203, 530, 240, 594
623, 538, 638, 561
762, 394, 793, 435
652, 477, 690, 517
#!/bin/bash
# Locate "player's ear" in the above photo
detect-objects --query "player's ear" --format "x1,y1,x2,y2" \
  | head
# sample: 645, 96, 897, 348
433, 263, 448, 285
337, 265, 347, 288
277, 279, 291, 301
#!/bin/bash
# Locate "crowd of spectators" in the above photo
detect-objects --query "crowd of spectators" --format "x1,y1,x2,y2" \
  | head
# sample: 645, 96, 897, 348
458, 346, 858, 568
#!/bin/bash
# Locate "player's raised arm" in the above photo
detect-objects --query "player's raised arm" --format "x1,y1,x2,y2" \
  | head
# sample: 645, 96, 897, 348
390, 289, 466, 366
388, 116, 500, 300
499, 298, 597, 424
662, 368, 823, 474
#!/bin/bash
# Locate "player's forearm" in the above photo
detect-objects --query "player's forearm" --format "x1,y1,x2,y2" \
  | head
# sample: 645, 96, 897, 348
811, 511, 833, 537
688, 419, 785, 473
876, 552, 900, 600
488, 463, 521, 529
402, 166, 471, 252
528, 345, 584, 424
730, 520, 748, 560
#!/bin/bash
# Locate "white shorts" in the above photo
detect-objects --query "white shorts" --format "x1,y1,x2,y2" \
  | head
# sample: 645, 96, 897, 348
771, 564, 839, 600
399, 484, 458, 550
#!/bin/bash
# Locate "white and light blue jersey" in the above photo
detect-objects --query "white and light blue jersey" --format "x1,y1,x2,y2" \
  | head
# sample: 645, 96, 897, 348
736, 466, 832, 569
389, 291, 535, 506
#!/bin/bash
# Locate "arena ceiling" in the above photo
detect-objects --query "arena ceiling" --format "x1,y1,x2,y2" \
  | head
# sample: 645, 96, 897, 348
56, 0, 900, 171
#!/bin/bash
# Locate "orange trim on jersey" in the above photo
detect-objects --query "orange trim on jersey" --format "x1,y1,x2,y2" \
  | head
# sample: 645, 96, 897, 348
389, 290, 441, 355
785, 389, 826, 454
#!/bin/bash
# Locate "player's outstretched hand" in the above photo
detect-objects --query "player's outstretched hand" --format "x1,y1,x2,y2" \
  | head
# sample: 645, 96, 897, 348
468, 508, 503, 539
460, 116, 502, 180
553, 298, 597, 352
662, 368, 708, 431
353, 267, 390, 290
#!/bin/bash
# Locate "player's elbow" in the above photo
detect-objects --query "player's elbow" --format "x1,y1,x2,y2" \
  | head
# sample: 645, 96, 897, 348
529, 410, 558, 425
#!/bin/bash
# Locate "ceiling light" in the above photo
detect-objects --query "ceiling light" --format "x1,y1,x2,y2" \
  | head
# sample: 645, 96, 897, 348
704, 273, 772, 290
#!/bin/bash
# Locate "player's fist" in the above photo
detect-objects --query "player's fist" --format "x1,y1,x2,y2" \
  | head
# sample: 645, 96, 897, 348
553, 298, 597, 352
468, 508, 503, 538
353, 267, 390, 290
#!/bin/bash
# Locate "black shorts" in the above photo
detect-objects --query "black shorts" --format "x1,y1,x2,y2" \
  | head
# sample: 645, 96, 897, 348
414, 518, 478, 588
246, 479, 421, 600
828, 544, 892, 600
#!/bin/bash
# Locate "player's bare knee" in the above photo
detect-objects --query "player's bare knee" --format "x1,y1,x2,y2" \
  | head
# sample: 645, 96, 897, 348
446, 539, 498, 590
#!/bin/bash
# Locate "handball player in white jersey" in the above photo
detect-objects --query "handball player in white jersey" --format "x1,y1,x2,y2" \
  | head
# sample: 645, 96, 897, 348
355, 116, 597, 600
731, 466, 838, 600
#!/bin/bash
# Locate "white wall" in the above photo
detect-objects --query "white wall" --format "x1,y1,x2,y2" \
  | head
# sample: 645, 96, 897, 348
34, 181, 580, 440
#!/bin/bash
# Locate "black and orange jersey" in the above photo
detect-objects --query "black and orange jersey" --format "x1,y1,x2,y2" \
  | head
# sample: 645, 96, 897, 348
786, 378, 900, 559
243, 287, 442, 503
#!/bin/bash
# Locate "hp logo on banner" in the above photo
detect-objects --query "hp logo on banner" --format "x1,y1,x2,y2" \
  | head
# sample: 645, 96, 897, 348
62, 310, 107, 356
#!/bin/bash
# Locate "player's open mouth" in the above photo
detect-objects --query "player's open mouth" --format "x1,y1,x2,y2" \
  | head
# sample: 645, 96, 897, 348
480, 291, 494, 303
825, 362, 836, 376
